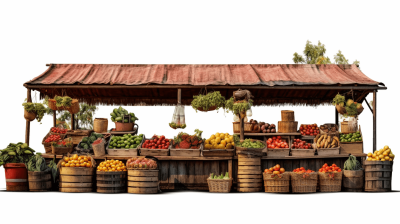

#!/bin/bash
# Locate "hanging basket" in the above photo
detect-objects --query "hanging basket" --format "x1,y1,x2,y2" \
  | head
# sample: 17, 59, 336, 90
197, 106, 217, 112
357, 106, 364, 115
48, 99, 66, 111
335, 105, 347, 115
67, 99, 80, 114
24, 110, 36, 121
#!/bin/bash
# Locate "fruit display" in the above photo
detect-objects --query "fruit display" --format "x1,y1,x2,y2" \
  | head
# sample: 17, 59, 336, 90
319, 124, 338, 134
248, 119, 276, 133
172, 129, 204, 149
44, 134, 62, 143
318, 163, 342, 173
209, 172, 230, 179
204, 132, 234, 149
108, 134, 144, 149
126, 157, 157, 169
142, 135, 170, 149
79, 132, 104, 150
234, 137, 265, 149
264, 164, 285, 175
332, 94, 364, 117
97, 159, 127, 172
266, 136, 289, 149
50, 127, 68, 134
61, 154, 93, 168
366, 145, 395, 161
110, 106, 138, 123
293, 167, 315, 173
315, 134, 339, 148
291, 138, 312, 149
52, 137, 73, 148
340, 132, 362, 143
299, 124, 320, 136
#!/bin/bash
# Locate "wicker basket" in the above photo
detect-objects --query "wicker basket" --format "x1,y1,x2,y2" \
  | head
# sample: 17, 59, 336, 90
94, 118, 108, 133
24, 110, 36, 121
48, 99, 66, 111
318, 172, 342, 192
244, 122, 252, 133
235, 139, 266, 157
197, 105, 217, 112
263, 172, 290, 193
290, 172, 318, 193
42, 132, 66, 153
67, 99, 80, 114
207, 178, 232, 193
51, 145, 74, 155
335, 104, 346, 115
233, 122, 240, 133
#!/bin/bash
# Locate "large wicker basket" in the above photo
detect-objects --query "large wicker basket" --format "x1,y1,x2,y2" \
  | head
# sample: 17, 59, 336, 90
207, 178, 232, 193
318, 172, 342, 192
263, 172, 290, 193
24, 110, 36, 121
67, 99, 80, 114
290, 172, 318, 193
42, 132, 66, 153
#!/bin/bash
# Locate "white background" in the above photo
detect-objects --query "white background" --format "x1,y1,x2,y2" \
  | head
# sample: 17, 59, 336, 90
0, 0, 399, 223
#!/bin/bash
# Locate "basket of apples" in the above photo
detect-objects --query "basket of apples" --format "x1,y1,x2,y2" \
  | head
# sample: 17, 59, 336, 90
299, 124, 320, 136
263, 164, 289, 193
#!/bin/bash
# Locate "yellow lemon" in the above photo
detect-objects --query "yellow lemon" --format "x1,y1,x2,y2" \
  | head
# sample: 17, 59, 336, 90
367, 158, 372, 161
232, 142, 235, 146
389, 153, 394, 158
210, 135, 216, 140
385, 156, 390, 160
220, 134, 225, 140
377, 151, 381, 156
384, 145, 389, 150
381, 159, 386, 161
225, 138, 231, 143
371, 159, 376, 161
215, 137, 221, 144
225, 133, 229, 137
205, 139, 210, 144
389, 158, 393, 161
383, 152, 388, 156
379, 155, 384, 159
226, 143, 233, 149
367, 153, 372, 157
221, 140, 226, 146
215, 133, 220, 138
211, 139, 215, 145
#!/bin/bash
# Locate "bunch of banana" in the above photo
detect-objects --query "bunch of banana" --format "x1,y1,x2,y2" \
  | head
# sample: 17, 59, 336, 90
315, 134, 339, 149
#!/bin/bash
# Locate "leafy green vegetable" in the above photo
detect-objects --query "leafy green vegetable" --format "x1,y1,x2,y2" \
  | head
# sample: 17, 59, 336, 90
344, 155, 362, 170
225, 98, 253, 115
191, 91, 226, 112
332, 93, 345, 106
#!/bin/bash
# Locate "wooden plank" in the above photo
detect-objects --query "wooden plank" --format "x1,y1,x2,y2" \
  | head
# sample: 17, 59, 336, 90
308, 158, 316, 171
59, 182, 93, 188
127, 181, 158, 187
238, 165, 261, 170
210, 161, 220, 176
60, 187, 92, 193
169, 161, 178, 190
188, 161, 195, 185
237, 178, 262, 183
238, 170, 262, 175
238, 161, 261, 166
177, 161, 188, 186
127, 187, 157, 194
228, 160, 233, 179
127, 169, 159, 177
244, 132, 301, 136
203, 161, 211, 183
237, 182, 263, 188
237, 174, 262, 179
127, 176, 158, 182
373, 90, 376, 152
159, 161, 169, 188
237, 187, 262, 192
299, 159, 309, 170
194, 161, 204, 184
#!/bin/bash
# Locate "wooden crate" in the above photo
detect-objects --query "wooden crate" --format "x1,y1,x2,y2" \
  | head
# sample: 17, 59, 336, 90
96, 171, 127, 193
364, 161, 393, 192
127, 169, 159, 194
290, 149, 315, 157
107, 148, 138, 156
202, 148, 235, 157
67, 130, 92, 145
266, 136, 291, 157
170, 144, 202, 157
59, 167, 94, 193
28, 171, 52, 192
237, 155, 262, 192
278, 121, 298, 133
139, 138, 170, 156
317, 147, 340, 156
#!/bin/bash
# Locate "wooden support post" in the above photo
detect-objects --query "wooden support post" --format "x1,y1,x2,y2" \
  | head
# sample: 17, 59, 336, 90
239, 114, 244, 140
53, 110, 56, 127
71, 113, 75, 130
25, 88, 32, 145
335, 107, 338, 126
228, 159, 232, 179
177, 88, 181, 104
373, 90, 377, 152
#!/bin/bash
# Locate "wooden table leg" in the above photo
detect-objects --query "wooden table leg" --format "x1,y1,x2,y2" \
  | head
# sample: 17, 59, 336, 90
228, 159, 232, 178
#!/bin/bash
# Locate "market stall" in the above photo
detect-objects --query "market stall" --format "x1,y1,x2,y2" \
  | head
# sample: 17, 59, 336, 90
9, 63, 390, 193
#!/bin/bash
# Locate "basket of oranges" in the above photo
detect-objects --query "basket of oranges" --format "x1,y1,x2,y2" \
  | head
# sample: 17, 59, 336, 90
97, 159, 127, 172
59, 153, 95, 168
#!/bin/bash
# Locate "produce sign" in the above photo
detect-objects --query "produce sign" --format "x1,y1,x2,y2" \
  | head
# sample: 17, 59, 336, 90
264, 164, 285, 175
50, 127, 67, 134
315, 134, 339, 148
291, 139, 312, 149
142, 135, 170, 149
172, 129, 204, 149
108, 134, 144, 149
299, 124, 320, 136
204, 132, 234, 149
209, 172, 230, 179
340, 132, 362, 143
44, 134, 62, 143
97, 159, 127, 172
79, 132, 104, 150
367, 145, 395, 161
318, 163, 342, 173
266, 136, 288, 149
61, 154, 93, 168
293, 167, 315, 173
0, 142, 35, 166
126, 157, 157, 169
110, 106, 138, 123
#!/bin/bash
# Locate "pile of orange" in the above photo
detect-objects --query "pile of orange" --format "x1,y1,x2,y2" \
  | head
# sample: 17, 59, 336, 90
97, 159, 127, 172
61, 154, 92, 168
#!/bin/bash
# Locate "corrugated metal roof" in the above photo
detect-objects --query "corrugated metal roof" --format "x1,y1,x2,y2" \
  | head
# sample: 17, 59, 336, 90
26, 64, 382, 86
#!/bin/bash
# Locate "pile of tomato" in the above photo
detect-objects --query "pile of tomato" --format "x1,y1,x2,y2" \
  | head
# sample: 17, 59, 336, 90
264, 164, 285, 174
299, 124, 320, 136
51, 127, 67, 134
44, 134, 62, 143
319, 163, 342, 173
291, 139, 312, 149
142, 135, 170, 149
293, 167, 315, 173
266, 136, 289, 149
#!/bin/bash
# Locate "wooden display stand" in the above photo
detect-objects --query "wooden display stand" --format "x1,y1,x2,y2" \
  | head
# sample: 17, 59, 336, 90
237, 154, 262, 192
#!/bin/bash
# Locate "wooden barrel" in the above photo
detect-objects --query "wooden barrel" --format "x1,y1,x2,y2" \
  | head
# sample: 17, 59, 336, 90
127, 169, 159, 194
364, 161, 393, 192
237, 155, 262, 192
28, 171, 52, 191
59, 167, 94, 193
94, 118, 108, 133
96, 171, 127, 193
281, 110, 295, 122
343, 170, 364, 192
278, 121, 298, 133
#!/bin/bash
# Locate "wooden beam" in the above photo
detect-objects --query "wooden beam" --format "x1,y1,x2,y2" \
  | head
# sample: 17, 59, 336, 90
53, 110, 56, 127
364, 98, 373, 113
373, 90, 377, 152
71, 114, 75, 130
25, 88, 32, 145
177, 89, 181, 104
240, 114, 244, 141
335, 107, 338, 126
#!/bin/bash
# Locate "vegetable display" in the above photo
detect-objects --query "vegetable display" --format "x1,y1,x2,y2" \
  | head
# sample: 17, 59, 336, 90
172, 129, 204, 149
209, 172, 230, 180
79, 132, 104, 150
332, 93, 345, 106
97, 159, 127, 172
234, 137, 265, 149
142, 135, 170, 149
126, 157, 157, 169
264, 164, 285, 175
332, 93, 364, 117
108, 134, 143, 149
291, 139, 312, 149
51, 127, 68, 134
248, 119, 276, 133
340, 132, 362, 143
191, 91, 226, 112
315, 134, 339, 148
366, 145, 395, 161
0, 142, 35, 167
267, 136, 289, 149
344, 155, 363, 170
44, 135, 62, 143
293, 167, 315, 173
54, 95, 73, 108
299, 124, 320, 136
61, 154, 93, 168
110, 106, 138, 123
204, 132, 234, 150
318, 163, 342, 173
52, 138, 73, 148
26, 153, 58, 182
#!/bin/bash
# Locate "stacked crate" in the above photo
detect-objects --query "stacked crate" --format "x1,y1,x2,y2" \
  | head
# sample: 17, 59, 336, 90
237, 154, 262, 192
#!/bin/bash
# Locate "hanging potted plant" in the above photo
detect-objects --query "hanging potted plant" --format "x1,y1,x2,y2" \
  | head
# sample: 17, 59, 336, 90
22, 99, 47, 123
225, 97, 253, 118
332, 93, 364, 116
47, 95, 79, 112
191, 91, 226, 112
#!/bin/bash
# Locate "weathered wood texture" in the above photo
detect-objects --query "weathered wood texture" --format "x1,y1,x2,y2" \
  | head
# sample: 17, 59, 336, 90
364, 161, 392, 192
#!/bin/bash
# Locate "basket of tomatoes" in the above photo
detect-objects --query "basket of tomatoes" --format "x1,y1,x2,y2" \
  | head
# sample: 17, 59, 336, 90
318, 163, 343, 192
42, 133, 65, 153
263, 164, 290, 193
290, 167, 318, 193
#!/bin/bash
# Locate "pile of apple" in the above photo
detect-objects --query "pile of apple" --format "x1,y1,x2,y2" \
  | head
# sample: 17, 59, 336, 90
299, 124, 320, 136
291, 139, 312, 149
